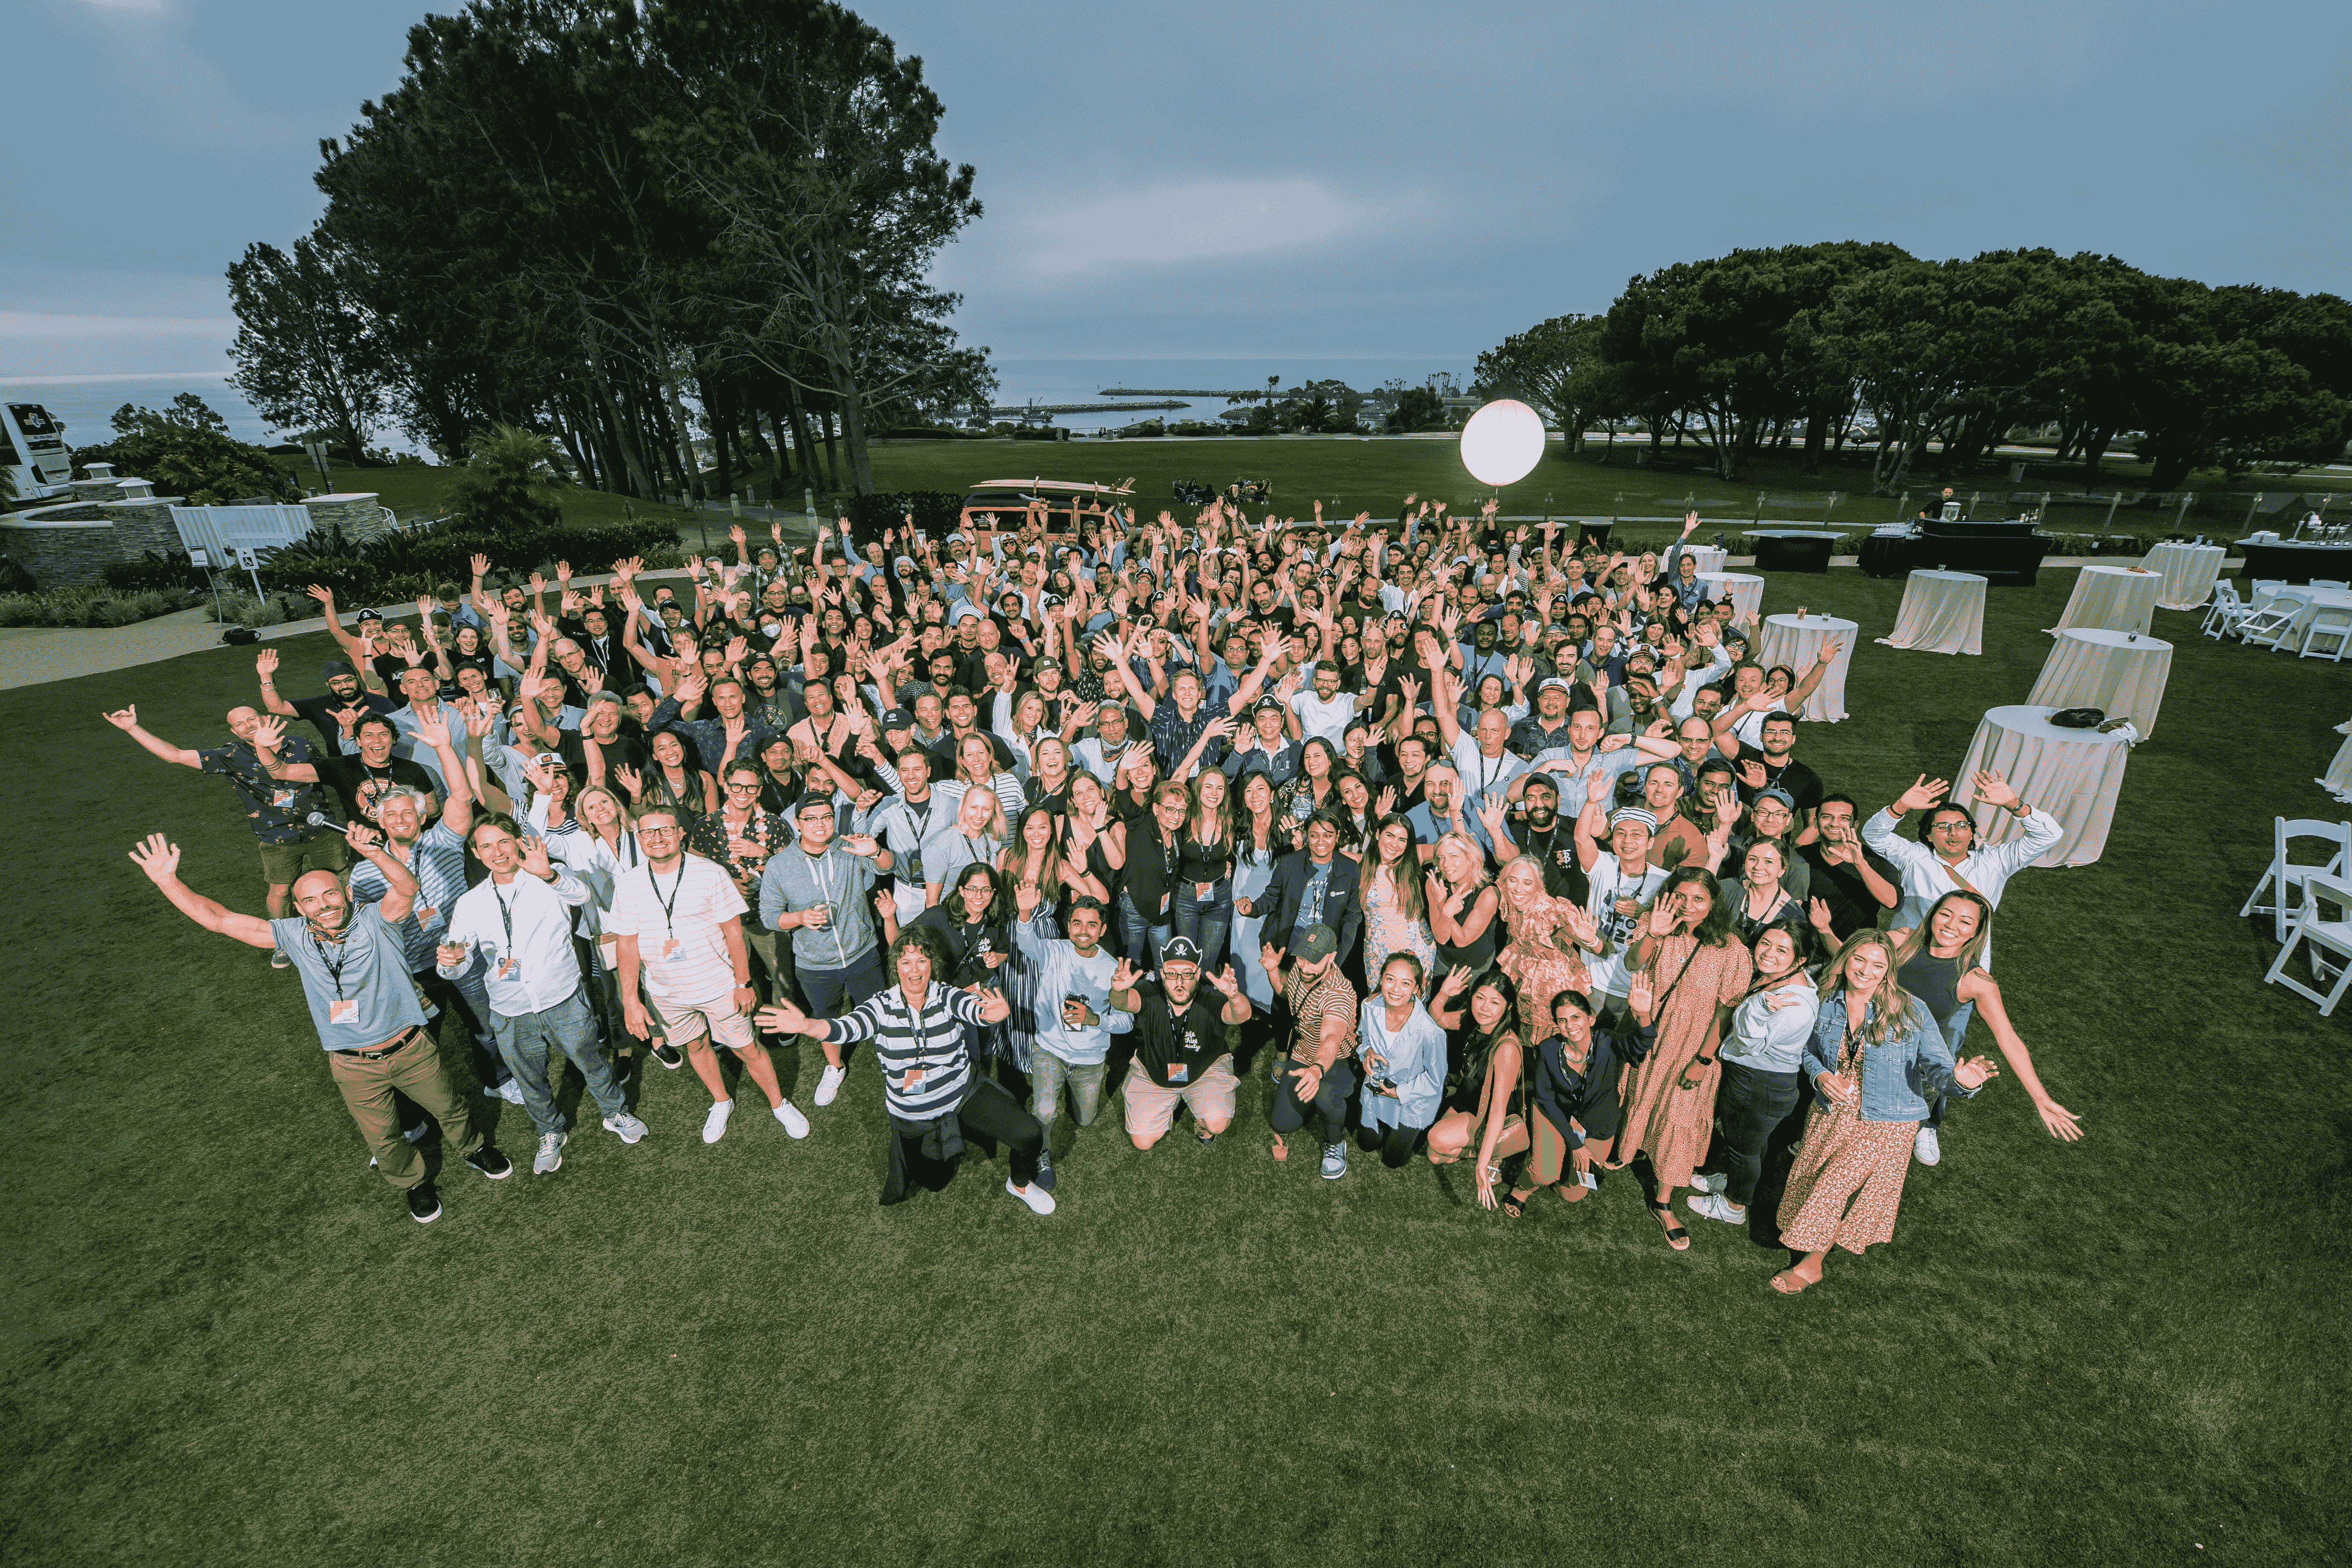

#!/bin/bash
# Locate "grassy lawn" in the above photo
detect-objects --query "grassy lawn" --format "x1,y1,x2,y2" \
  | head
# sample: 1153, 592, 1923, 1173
284, 442, 2352, 564
5, 559, 2347, 1565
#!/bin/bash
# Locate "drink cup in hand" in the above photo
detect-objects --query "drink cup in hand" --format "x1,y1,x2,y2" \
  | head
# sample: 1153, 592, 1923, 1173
805, 902, 831, 929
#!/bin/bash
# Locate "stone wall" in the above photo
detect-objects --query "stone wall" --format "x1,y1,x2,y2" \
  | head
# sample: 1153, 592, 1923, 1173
2, 496, 188, 589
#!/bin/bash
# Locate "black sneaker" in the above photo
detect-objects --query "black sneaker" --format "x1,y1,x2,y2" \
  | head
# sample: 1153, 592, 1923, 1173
464, 1144, 513, 1181
652, 1043, 684, 1070
406, 1183, 442, 1224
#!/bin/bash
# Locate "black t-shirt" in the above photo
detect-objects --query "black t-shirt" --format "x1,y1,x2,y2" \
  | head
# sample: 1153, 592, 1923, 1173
1507, 816, 1591, 906
559, 730, 648, 782
1122, 980, 1231, 1088
311, 753, 438, 823
288, 691, 399, 751
1736, 756, 1825, 817
911, 905, 1007, 990
1798, 840, 1897, 941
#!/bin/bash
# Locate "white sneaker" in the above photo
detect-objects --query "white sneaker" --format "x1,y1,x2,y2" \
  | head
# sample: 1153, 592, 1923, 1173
533, 1131, 567, 1175
1687, 1169, 1722, 1195
1913, 1125, 1942, 1166
497, 1079, 526, 1105
602, 1112, 650, 1144
772, 1100, 811, 1139
814, 1064, 846, 1107
1005, 1178, 1057, 1216
1686, 1190, 1746, 1226
702, 1100, 735, 1144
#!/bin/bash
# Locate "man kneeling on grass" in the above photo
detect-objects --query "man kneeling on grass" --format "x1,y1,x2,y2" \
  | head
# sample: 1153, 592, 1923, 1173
1117, 935, 1253, 1151
760, 926, 1052, 1213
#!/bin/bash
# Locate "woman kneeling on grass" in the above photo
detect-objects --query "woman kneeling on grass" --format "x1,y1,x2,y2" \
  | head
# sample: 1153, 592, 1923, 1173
759, 925, 1052, 1215
1770, 931, 1999, 1294
1426, 968, 1531, 1212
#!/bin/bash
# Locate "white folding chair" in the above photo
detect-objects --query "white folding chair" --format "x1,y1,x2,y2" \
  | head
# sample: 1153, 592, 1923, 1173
2238, 591, 2304, 651
2201, 579, 2248, 640
2248, 579, 2284, 610
2242, 818, 2352, 943
2311, 579, 2351, 591
2300, 605, 2352, 662
2263, 873, 2352, 1018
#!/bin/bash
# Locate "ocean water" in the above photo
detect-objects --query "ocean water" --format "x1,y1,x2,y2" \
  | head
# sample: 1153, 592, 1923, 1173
0, 355, 1477, 456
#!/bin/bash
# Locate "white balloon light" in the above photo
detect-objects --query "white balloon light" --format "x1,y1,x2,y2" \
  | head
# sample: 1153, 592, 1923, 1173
1458, 399, 1546, 487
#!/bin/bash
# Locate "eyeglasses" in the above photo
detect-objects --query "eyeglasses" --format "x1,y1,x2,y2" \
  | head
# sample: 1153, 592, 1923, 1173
639, 825, 681, 837
725, 782, 761, 793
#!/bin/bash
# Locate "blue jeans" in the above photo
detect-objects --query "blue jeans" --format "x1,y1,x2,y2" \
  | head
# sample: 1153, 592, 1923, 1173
1174, 877, 1232, 973
1116, 888, 1172, 969
799, 947, 885, 1018
490, 989, 628, 1137
1923, 1001, 1976, 1131
419, 958, 506, 1088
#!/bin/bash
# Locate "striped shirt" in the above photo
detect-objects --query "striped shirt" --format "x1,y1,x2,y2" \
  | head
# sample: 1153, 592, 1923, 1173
822, 981, 993, 1120
1283, 963, 1359, 1065
349, 821, 471, 970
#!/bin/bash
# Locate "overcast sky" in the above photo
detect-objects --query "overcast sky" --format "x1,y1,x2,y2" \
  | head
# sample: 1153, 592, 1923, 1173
4, 0, 2346, 377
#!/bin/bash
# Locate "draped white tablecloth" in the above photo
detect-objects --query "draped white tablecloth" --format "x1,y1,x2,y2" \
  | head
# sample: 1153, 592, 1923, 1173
2025, 628, 2174, 739
2279, 587, 2352, 642
2140, 542, 2226, 611
1680, 544, 1728, 576
1756, 614, 1858, 722
1697, 571, 1763, 620
2048, 564, 2163, 637
2323, 720, 2352, 805
1876, 569, 1985, 656
1958, 704, 2134, 868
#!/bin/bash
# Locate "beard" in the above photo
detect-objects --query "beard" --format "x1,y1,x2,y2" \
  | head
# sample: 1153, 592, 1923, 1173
1524, 807, 1558, 831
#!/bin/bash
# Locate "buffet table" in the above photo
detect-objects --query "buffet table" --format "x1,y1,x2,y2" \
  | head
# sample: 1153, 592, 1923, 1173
2025, 628, 2174, 739
1957, 704, 2134, 868
1742, 529, 1847, 574
2048, 564, 2163, 637
2236, 537, 2352, 586
1875, 569, 1985, 656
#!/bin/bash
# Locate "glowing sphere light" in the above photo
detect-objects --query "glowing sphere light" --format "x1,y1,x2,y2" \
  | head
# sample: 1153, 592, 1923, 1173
1458, 399, 1546, 487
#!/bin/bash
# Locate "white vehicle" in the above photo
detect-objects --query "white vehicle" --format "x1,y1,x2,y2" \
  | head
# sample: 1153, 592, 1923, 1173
2, 402, 73, 500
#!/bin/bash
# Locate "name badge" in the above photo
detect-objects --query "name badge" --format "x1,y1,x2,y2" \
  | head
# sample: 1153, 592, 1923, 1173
416, 906, 437, 924
660, 938, 683, 962
497, 956, 520, 980
902, 1067, 926, 1091
1165, 1062, 1190, 1083
328, 999, 358, 1025
1196, 881, 1214, 900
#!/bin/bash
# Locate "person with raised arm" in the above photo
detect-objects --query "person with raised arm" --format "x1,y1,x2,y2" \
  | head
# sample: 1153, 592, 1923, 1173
1861, 769, 2062, 1167
127, 822, 512, 1223
1769, 931, 1999, 1295
1892, 892, 2084, 1146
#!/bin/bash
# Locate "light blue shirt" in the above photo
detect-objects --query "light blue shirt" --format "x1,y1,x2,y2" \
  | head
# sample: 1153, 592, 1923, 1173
1357, 997, 1448, 1131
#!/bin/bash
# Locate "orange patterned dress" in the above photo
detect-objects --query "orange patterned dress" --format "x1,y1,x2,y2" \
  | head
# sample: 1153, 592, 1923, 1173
1612, 933, 1753, 1189
1494, 893, 1592, 1047
1776, 1032, 1919, 1255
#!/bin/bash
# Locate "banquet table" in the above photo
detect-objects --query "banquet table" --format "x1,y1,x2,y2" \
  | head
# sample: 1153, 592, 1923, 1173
1875, 569, 1985, 656
1957, 704, 2134, 868
2277, 586, 2352, 643
1757, 613, 1858, 722
1677, 543, 1728, 576
2140, 541, 2226, 611
2025, 628, 2174, 739
2236, 536, 2352, 586
2048, 563, 2163, 637
1743, 529, 1847, 574
1697, 571, 1763, 621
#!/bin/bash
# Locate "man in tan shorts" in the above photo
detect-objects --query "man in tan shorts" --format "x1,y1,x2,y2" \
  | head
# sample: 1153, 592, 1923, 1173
608, 806, 812, 1147
1118, 935, 1252, 1150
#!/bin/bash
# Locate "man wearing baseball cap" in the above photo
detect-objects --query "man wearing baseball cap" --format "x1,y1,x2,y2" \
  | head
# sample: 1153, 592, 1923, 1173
1220, 697, 1303, 790
1570, 804, 1672, 1012
1117, 933, 1252, 1151
1508, 674, 1581, 759
1257, 922, 1359, 1180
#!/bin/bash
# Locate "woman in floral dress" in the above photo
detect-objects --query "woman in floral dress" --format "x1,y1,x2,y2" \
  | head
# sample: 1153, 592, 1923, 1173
1492, 856, 1598, 1048
1360, 814, 1435, 985
1770, 931, 1999, 1295
1610, 867, 1754, 1252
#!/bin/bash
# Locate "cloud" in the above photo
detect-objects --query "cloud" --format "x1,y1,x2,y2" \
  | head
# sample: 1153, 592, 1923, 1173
0, 312, 235, 376
992, 177, 1415, 279
0, 311, 234, 340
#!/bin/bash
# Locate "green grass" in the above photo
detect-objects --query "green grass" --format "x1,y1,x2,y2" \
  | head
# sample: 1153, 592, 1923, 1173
8, 564, 2348, 1565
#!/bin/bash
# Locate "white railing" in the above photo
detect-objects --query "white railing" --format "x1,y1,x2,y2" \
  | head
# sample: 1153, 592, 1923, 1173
168, 504, 315, 563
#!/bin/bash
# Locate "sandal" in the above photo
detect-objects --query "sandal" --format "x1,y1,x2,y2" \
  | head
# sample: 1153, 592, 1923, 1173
1650, 1199, 1691, 1252
1501, 1188, 1533, 1219
1769, 1268, 1815, 1295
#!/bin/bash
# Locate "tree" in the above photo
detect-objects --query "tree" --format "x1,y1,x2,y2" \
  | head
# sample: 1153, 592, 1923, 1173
444, 424, 565, 532
1386, 387, 1446, 433
1476, 314, 1619, 457
111, 393, 233, 439
70, 427, 297, 506
226, 229, 389, 460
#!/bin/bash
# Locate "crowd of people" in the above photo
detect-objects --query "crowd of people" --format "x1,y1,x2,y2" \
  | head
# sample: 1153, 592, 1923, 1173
115, 495, 2084, 1291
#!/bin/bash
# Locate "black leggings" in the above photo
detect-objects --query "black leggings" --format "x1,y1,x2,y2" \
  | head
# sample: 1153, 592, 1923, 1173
1356, 1120, 1423, 1169
882, 1076, 1043, 1206
1270, 1060, 1356, 1144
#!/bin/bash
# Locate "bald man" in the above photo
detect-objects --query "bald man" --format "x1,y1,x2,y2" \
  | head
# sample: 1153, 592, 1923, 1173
105, 700, 347, 969
127, 823, 512, 1224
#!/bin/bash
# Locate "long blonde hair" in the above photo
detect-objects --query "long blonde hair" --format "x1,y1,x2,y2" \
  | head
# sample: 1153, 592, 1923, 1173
1818, 930, 1923, 1047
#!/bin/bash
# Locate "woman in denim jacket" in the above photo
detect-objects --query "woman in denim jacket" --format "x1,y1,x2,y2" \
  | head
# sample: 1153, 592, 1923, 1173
1770, 930, 1997, 1295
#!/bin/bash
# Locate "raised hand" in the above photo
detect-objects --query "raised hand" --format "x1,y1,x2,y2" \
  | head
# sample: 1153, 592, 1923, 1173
102, 704, 140, 731
1808, 896, 1835, 935
127, 832, 181, 884
342, 817, 384, 855
754, 1000, 811, 1035
1816, 635, 1843, 666
410, 713, 451, 750
251, 715, 288, 752
615, 764, 644, 798
306, 583, 337, 611
1559, 904, 1599, 949
1969, 768, 2021, 810
1738, 759, 1767, 789
1952, 1054, 2002, 1091
518, 833, 554, 880
469, 553, 492, 579
1259, 940, 1284, 980
256, 648, 279, 679
1895, 774, 1950, 814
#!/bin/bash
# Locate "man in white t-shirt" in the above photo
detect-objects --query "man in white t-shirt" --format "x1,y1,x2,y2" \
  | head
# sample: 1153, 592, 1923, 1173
608, 804, 812, 1146
1287, 661, 1359, 749
1573, 806, 1670, 1006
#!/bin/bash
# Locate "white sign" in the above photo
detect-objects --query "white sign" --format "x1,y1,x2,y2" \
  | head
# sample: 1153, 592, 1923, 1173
188, 549, 212, 569
235, 547, 260, 569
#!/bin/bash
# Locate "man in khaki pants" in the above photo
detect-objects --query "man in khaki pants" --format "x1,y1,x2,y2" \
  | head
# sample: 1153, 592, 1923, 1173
128, 823, 514, 1224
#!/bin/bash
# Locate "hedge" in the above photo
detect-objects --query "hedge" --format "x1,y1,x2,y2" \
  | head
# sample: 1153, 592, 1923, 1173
251, 515, 690, 606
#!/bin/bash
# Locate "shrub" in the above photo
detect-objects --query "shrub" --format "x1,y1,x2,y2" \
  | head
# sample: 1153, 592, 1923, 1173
70, 428, 299, 506
0, 584, 207, 627
102, 550, 212, 593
